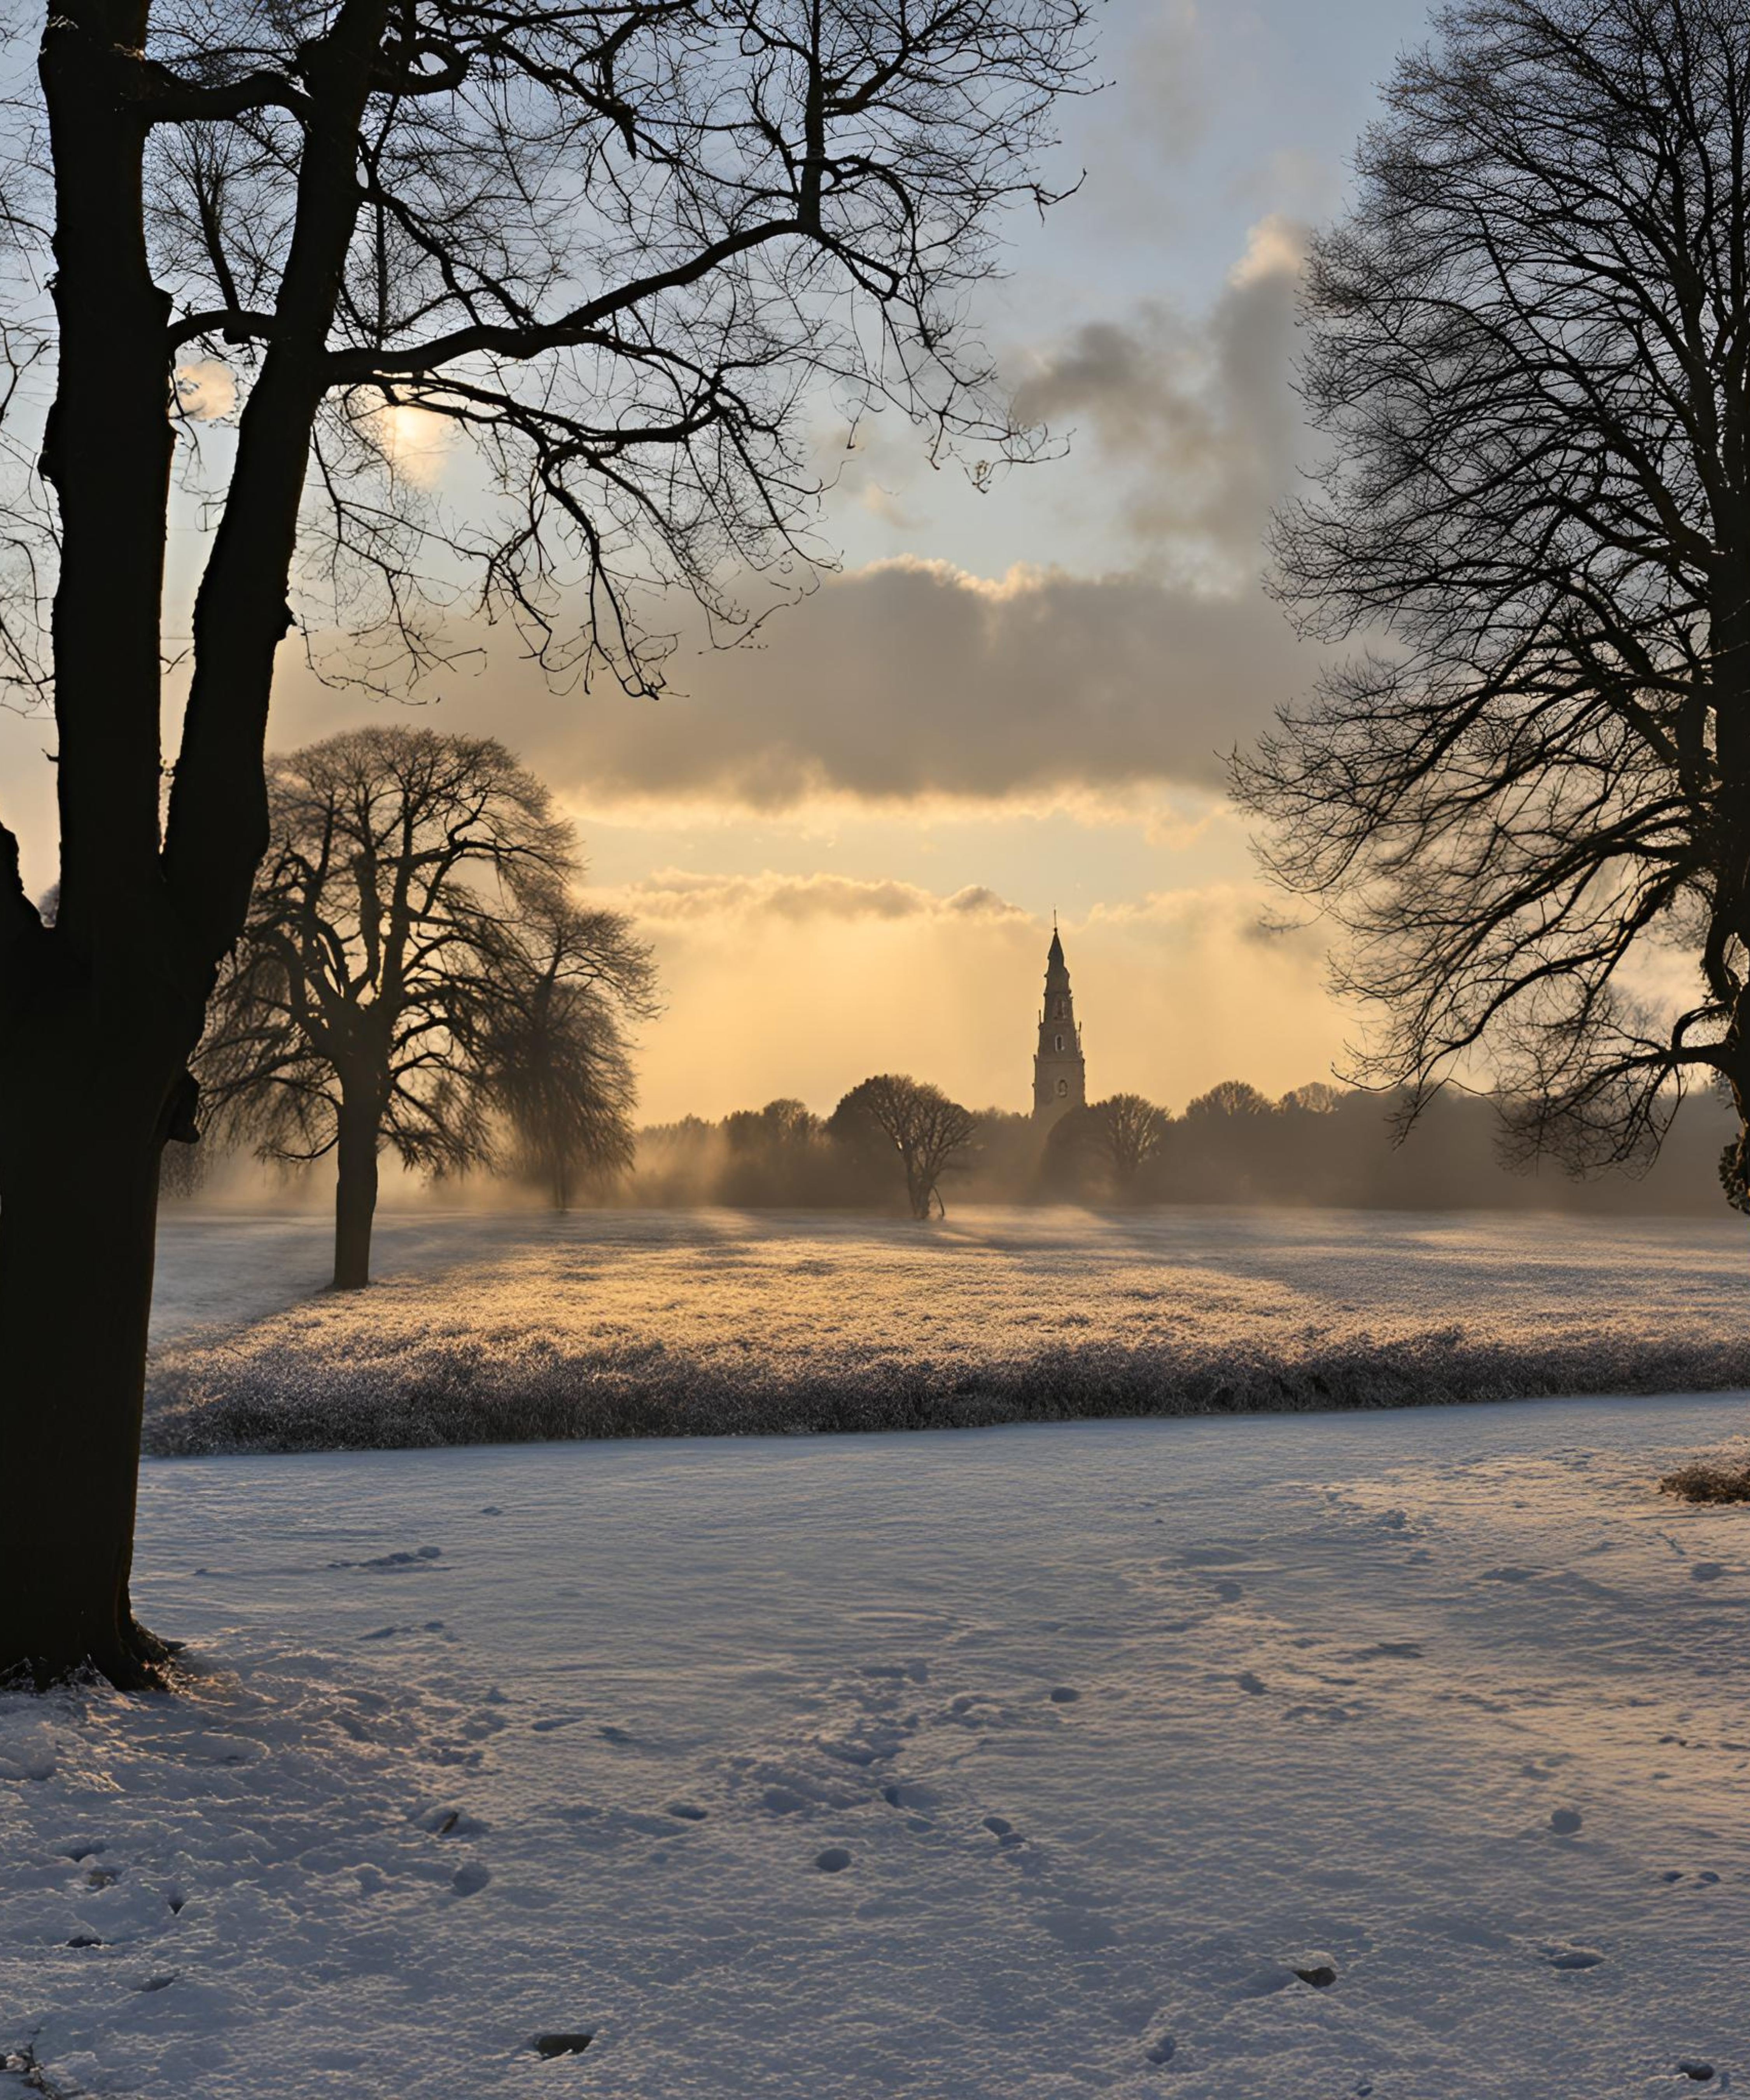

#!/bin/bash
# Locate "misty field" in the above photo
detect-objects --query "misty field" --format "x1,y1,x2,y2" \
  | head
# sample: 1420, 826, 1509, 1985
144, 1206, 1750, 1455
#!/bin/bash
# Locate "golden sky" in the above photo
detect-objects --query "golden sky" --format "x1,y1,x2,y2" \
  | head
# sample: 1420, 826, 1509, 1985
1, 0, 1435, 1124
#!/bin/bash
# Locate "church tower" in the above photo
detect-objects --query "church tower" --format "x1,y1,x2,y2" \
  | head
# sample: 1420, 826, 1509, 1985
1032, 920, 1087, 1122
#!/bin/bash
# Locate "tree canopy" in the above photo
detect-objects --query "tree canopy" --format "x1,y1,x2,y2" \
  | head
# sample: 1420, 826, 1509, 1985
198, 726, 656, 1280
830, 1072, 978, 1218
1236, 0, 1750, 1207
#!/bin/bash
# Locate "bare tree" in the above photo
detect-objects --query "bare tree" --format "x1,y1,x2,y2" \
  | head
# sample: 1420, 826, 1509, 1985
1043, 1090, 1169, 1194
1236, 0, 1750, 1214
0, 0, 1090, 1683
831, 1073, 978, 1218
490, 899, 660, 1212
1092, 1091, 1169, 1185
198, 727, 650, 1281
1184, 1079, 1271, 1123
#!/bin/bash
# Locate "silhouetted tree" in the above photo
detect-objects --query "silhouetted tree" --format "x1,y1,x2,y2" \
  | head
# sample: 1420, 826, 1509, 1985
720, 1099, 834, 1206
0, 0, 1088, 1682
1278, 1082, 1343, 1117
1174, 1078, 1274, 1201
199, 728, 652, 1283
1094, 1092, 1170, 1186
1236, 0, 1750, 1214
1042, 1092, 1169, 1197
489, 901, 660, 1212
1185, 1080, 1272, 1123
830, 1074, 979, 1219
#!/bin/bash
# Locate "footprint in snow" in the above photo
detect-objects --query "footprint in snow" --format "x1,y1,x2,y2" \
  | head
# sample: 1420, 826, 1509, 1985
452, 1862, 492, 1897
814, 1847, 853, 1873
1236, 1672, 1267, 1696
1542, 1944, 1603, 1970
530, 2033, 593, 2058
1048, 1686, 1080, 1704
1549, 1808, 1583, 1836
424, 1808, 489, 1838
1480, 1565, 1538, 1584
1691, 1563, 1726, 1583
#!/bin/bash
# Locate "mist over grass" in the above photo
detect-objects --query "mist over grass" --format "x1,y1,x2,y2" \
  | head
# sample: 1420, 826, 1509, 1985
144, 1207, 1750, 1455
169, 1081, 1745, 1219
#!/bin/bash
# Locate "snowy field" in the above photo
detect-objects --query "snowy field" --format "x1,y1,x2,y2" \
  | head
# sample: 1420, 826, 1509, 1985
145, 1205, 1750, 1452
5, 1395, 1749, 2097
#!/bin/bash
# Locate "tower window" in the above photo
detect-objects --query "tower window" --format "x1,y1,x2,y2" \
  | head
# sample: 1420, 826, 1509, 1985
1055, 1032, 1064, 1052
1057, 1078, 1068, 1097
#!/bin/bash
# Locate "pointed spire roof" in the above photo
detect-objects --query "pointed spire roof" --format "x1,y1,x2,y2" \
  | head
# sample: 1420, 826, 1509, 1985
1048, 910, 1064, 966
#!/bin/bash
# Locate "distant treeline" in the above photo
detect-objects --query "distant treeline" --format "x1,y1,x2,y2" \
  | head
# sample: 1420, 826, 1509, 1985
627, 1080, 1741, 1216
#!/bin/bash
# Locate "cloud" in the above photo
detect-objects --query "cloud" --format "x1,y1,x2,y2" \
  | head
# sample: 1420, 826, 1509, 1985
1084, 880, 1327, 956
606, 868, 1030, 927
1010, 214, 1309, 581
173, 359, 238, 422
1125, 0, 1212, 164
477, 554, 1307, 816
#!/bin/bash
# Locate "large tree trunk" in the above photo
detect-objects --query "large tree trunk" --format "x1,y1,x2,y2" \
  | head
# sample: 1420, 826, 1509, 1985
0, 961, 200, 1686
0, 0, 392, 1687
333, 1089, 382, 1290
0, 7, 191, 1688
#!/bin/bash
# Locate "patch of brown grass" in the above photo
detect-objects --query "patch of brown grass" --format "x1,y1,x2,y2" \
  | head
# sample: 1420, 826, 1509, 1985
1660, 1455, 1750, 1503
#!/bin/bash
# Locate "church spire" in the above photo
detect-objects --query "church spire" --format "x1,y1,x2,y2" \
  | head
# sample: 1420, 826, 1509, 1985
1032, 921, 1086, 1122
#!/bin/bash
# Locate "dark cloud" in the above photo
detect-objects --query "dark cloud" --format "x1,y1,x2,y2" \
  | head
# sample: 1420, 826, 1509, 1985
1011, 216, 1309, 576
476, 554, 1308, 812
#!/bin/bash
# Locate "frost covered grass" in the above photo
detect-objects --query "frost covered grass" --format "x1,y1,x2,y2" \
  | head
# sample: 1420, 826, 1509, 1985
5, 1397, 1750, 2097
145, 1206, 1750, 1455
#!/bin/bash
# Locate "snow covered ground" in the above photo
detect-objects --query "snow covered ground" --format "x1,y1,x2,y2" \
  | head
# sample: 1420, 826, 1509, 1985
5, 1394, 1749, 2097
146, 1205, 1750, 1451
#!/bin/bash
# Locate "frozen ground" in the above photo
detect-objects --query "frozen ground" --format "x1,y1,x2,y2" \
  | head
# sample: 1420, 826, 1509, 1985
147, 1205, 1750, 1451
5, 1395, 1749, 2098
